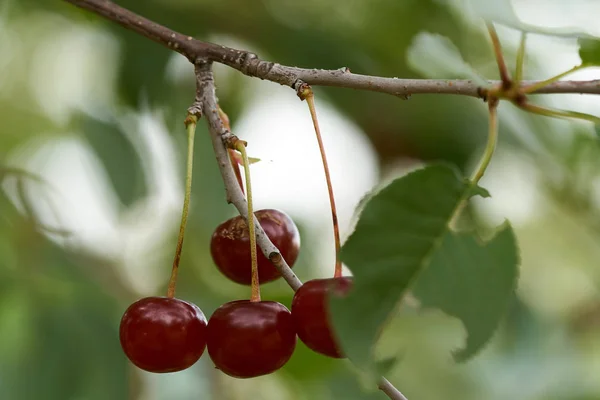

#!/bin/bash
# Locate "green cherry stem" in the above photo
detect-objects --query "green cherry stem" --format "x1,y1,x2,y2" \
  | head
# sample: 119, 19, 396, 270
450, 98, 499, 228
472, 98, 499, 185
235, 139, 260, 302
521, 64, 590, 94
519, 102, 600, 125
300, 86, 342, 278
166, 114, 197, 298
218, 106, 245, 194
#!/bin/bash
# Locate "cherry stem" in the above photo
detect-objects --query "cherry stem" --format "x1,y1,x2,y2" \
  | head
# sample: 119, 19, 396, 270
235, 140, 260, 302
519, 102, 600, 124
521, 64, 589, 94
167, 114, 197, 298
301, 87, 342, 278
487, 22, 511, 89
450, 98, 499, 228
472, 98, 499, 186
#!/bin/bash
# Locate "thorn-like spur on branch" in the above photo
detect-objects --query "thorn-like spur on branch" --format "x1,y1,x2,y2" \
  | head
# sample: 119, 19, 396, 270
65, 0, 600, 98
193, 59, 303, 292
487, 22, 511, 89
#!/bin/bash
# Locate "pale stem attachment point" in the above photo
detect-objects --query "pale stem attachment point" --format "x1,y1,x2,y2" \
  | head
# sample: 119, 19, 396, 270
167, 114, 197, 298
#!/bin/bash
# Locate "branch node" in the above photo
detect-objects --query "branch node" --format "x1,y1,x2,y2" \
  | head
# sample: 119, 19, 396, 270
296, 81, 311, 100
239, 51, 259, 75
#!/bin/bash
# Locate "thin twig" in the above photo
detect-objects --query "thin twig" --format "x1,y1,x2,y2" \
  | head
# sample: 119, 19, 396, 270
378, 377, 409, 400
194, 59, 303, 291
64, 0, 600, 98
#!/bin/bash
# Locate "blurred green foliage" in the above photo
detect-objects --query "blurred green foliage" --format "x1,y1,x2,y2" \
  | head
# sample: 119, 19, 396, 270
1, 0, 600, 399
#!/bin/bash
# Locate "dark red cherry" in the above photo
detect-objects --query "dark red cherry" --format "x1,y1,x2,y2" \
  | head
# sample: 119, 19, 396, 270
119, 296, 208, 373
291, 277, 353, 358
210, 209, 301, 285
206, 300, 297, 378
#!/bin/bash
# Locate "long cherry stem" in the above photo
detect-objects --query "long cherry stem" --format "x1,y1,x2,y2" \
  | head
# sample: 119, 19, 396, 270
472, 98, 499, 185
236, 140, 260, 302
167, 114, 197, 298
300, 86, 342, 278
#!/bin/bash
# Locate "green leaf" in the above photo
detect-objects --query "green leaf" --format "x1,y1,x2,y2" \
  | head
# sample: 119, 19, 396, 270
406, 32, 486, 84
76, 113, 147, 208
579, 38, 600, 65
412, 223, 519, 361
465, 0, 599, 39
331, 164, 487, 377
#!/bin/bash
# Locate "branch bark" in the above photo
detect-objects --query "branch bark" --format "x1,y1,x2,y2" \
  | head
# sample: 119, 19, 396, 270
65, 0, 600, 98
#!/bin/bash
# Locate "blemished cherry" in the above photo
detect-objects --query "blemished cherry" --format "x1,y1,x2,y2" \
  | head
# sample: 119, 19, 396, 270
206, 300, 297, 378
119, 296, 208, 373
210, 209, 301, 285
291, 277, 353, 358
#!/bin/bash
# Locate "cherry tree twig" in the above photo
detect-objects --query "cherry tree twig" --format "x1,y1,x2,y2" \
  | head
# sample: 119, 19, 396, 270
193, 60, 407, 400
64, 0, 600, 98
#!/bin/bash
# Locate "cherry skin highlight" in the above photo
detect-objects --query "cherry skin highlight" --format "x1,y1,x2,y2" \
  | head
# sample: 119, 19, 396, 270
119, 296, 208, 373
210, 209, 301, 285
206, 300, 297, 378
291, 277, 353, 358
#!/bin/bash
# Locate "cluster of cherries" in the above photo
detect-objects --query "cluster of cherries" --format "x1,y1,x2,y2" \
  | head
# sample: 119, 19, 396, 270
119, 208, 352, 378
120, 89, 347, 379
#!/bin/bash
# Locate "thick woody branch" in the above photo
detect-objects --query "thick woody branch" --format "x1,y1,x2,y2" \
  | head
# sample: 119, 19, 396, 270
65, 0, 600, 98
193, 60, 303, 292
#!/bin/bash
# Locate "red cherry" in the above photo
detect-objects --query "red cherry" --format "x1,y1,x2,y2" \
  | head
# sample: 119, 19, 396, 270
119, 296, 208, 373
210, 209, 301, 285
206, 300, 297, 378
291, 277, 353, 358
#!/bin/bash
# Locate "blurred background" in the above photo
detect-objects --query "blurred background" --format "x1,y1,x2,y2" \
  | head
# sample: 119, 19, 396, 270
1, 0, 600, 399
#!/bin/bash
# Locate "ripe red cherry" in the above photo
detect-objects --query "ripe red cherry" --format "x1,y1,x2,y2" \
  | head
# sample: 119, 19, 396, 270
291, 277, 353, 358
210, 209, 301, 285
119, 296, 208, 373
206, 300, 297, 378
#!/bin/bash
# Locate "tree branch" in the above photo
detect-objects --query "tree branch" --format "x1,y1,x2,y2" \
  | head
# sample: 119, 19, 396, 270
193, 59, 303, 291
64, 0, 600, 98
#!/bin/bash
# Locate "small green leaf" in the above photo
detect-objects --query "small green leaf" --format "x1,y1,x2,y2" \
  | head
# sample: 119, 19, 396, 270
596, 124, 600, 138
406, 32, 486, 84
331, 164, 484, 377
579, 38, 600, 65
412, 223, 519, 361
